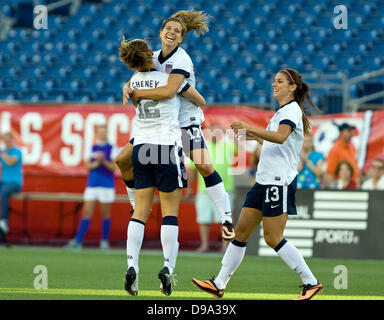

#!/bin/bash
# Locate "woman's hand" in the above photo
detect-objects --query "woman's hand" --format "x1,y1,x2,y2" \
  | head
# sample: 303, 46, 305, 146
231, 122, 254, 140
123, 82, 132, 105
130, 89, 140, 106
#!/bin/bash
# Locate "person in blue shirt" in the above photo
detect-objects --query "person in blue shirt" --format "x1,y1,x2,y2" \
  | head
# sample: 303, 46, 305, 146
0, 132, 23, 235
297, 133, 324, 189
65, 125, 118, 250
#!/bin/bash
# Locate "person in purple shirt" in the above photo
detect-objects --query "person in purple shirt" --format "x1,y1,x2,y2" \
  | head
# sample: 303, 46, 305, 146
65, 125, 119, 250
0, 132, 23, 237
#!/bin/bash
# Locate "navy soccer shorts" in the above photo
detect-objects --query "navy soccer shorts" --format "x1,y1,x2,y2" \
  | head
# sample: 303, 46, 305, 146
132, 143, 187, 192
243, 177, 298, 217
180, 125, 207, 156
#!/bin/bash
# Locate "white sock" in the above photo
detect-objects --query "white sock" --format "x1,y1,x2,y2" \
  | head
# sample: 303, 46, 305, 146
126, 219, 144, 273
206, 182, 232, 224
160, 224, 179, 275
214, 240, 247, 289
126, 187, 135, 210
275, 239, 318, 285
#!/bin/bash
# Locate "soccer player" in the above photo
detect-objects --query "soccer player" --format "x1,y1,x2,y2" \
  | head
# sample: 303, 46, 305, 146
119, 38, 205, 296
117, 10, 235, 241
65, 124, 118, 250
192, 69, 323, 300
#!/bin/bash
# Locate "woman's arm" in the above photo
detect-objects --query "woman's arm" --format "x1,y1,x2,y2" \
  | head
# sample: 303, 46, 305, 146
132, 74, 185, 102
85, 159, 99, 171
181, 85, 206, 106
0, 152, 18, 166
122, 71, 139, 105
231, 121, 292, 144
304, 158, 324, 178
245, 131, 264, 144
102, 159, 116, 172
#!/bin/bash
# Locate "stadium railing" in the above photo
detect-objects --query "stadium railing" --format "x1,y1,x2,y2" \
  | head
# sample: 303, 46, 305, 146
344, 67, 384, 112
9, 192, 194, 240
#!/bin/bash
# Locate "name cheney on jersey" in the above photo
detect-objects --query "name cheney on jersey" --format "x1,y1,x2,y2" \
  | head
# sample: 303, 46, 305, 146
131, 80, 160, 89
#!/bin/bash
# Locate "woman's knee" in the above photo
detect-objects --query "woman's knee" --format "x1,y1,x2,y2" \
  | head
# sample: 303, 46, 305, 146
263, 231, 282, 249
195, 163, 215, 177
115, 153, 131, 169
234, 224, 251, 243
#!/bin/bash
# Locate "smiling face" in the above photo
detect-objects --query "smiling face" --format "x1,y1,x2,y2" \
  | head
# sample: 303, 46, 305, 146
160, 20, 184, 50
272, 71, 297, 105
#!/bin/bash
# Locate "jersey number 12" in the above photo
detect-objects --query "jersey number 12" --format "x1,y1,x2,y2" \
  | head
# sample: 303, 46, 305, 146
137, 100, 160, 119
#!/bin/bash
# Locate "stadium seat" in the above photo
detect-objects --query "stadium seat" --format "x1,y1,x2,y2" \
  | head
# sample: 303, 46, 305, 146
0, 0, 382, 107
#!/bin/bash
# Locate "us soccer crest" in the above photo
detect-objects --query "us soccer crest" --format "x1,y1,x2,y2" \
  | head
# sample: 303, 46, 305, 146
165, 64, 172, 74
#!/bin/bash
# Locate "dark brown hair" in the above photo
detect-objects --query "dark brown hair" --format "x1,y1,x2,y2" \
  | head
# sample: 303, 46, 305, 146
335, 160, 354, 178
119, 37, 153, 71
280, 68, 321, 135
162, 10, 209, 39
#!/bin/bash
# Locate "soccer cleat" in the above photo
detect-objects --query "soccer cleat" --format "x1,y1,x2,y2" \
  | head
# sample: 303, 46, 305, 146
99, 240, 110, 250
221, 221, 235, 241
191, 278, 224, 298
0, 227, 10, 247
158, 267, 176, 296
64, 239, 82, 250
124, 266, 138, 296
295, 282, 323, 300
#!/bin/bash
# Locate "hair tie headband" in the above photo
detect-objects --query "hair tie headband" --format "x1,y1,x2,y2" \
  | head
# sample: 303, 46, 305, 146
283, 69, 296, 85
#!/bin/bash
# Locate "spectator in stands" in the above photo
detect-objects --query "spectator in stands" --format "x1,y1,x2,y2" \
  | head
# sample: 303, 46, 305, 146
297, 133, 324, 189
332, 160, 356, 190
188, 124, 236, 252
325, 123, 360, 188
65, 124, 118, 250
361, 158, 384, 190
0, 132, 23, 236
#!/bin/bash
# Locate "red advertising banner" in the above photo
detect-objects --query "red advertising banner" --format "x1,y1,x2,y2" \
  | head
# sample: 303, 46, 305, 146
0, 105, 135, 175
364, 109, 384, 171
0, 104, 383, 175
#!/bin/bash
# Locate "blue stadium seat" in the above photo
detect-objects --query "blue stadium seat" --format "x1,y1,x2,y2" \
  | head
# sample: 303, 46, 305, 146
0, 0, 382, 107
369, 41, 384, 56
303, 27, 327, 43
0, 90, 19, 102
292, 41, 316, 56
319, 41, 341, 56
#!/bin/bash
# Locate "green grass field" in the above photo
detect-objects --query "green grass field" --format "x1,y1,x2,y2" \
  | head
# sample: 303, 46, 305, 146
0, 246, 383, 300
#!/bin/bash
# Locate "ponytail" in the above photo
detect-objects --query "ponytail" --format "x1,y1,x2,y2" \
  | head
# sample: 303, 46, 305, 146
168, 10, 209, 36
281, 68, 321, 135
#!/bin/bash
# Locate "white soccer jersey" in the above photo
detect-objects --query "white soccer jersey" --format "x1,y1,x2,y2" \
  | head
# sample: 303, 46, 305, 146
153, 46, 205, 128
130, 69, 183, 146
256, 100, 304, 186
